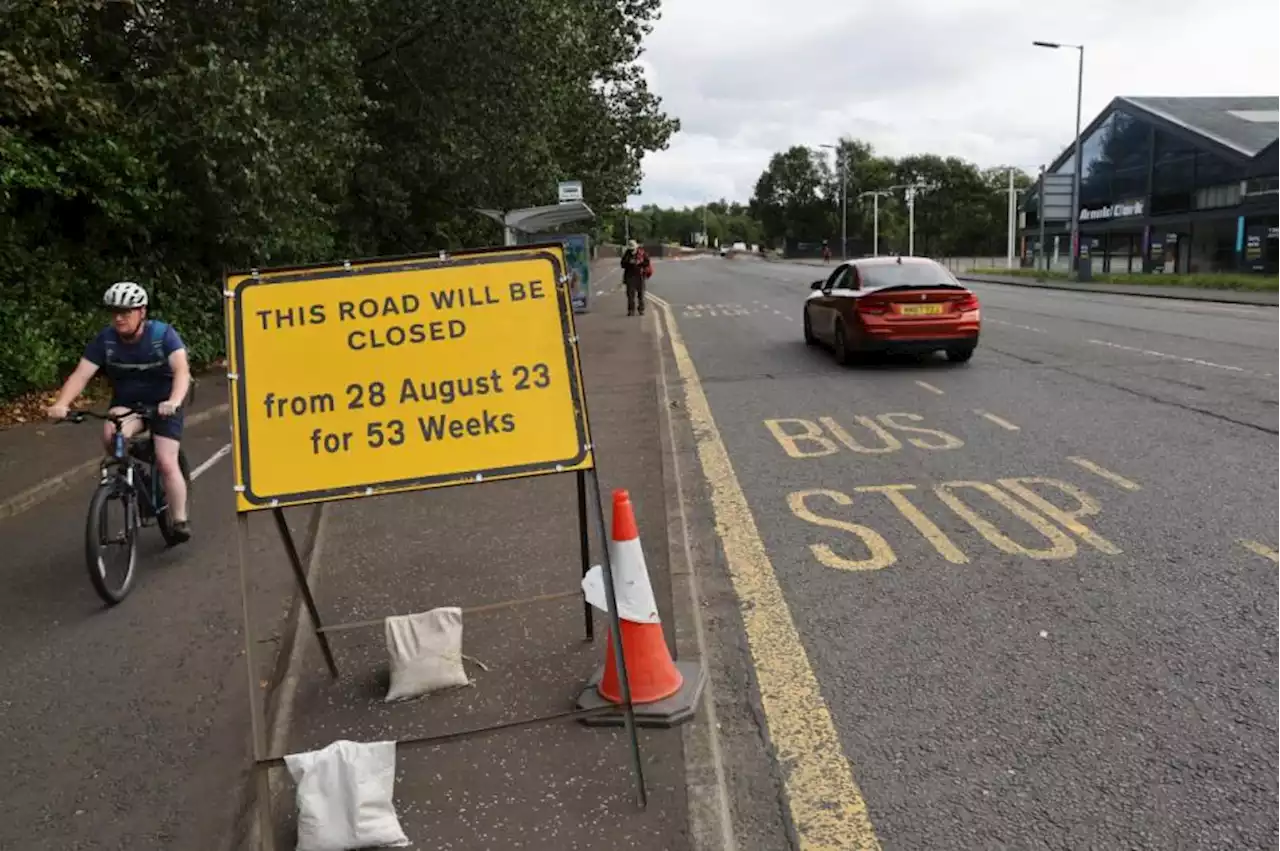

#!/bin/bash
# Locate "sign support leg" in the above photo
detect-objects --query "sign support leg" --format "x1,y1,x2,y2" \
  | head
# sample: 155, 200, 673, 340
576, 469, 594, 642
586, 468, 648, 809
236, 514, 277, 851
271, 507, 339, 679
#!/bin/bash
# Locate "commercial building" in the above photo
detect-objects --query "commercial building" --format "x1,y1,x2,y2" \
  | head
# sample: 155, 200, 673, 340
1020, 96, 1279, 275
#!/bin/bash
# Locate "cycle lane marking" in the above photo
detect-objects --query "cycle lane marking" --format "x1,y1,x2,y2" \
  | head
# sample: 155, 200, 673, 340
192, 443, 232, 480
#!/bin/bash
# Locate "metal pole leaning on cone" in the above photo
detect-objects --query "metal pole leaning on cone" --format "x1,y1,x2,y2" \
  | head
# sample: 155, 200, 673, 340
578, 489, 707, 729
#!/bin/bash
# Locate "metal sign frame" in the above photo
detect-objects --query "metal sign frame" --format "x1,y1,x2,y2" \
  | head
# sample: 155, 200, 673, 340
223, 242, 646, 849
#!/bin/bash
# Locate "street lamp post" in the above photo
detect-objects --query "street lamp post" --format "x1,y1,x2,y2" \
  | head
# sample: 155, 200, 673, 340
1033, 39, 1084, 279
884, 182, 931, 256
1007, 167, 1016, 269
1037, 165, 1047, 271
820, 143, 848, 259
907, 185, 918, 256
857, 190, 892, 256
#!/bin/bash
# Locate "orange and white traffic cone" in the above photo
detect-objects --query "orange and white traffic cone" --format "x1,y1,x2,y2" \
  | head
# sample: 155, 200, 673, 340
597, 490, 683, 704
577, 489, 704, 728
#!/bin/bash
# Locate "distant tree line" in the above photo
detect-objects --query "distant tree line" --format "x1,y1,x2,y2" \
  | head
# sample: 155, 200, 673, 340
0, 0, 677, 400
747, 140, 1036, 257
600, 201, 764, 248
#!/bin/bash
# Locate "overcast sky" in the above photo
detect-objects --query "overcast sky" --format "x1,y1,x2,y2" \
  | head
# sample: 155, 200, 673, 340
627, 0, 1280, 209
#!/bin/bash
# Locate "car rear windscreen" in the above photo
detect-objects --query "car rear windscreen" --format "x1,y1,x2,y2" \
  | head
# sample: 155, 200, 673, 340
859, 263, 958, 290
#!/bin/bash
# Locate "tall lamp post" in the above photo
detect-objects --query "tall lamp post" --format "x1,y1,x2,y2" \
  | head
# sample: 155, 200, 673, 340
820, 143, 848, 259
1033, 39, 1084, 278
884, 182, 932, 256
858, 190, 892, 256
1006, 167, 1017, 269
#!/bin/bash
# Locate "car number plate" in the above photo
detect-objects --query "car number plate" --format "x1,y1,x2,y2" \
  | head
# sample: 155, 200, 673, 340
898, 303, 944, 316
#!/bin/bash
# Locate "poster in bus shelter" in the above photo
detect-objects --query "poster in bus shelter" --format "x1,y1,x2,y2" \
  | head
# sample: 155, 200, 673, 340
560, 233, 591, 313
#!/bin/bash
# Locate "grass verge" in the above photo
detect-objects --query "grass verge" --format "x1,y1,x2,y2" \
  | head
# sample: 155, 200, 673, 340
968, 267, 1277, 292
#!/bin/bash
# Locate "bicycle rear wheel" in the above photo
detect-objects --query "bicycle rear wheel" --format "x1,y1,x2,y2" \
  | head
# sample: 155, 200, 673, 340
85, 482, 138, 605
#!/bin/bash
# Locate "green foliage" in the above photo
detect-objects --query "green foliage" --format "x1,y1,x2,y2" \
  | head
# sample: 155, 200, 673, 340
749, 137, 1035, 255
0, 0, 678, 400
604, 200, 762, 248
969, 268, 1279, 292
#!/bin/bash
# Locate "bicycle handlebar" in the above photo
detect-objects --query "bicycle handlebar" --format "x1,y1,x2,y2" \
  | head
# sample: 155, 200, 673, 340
63, 404, 169, 425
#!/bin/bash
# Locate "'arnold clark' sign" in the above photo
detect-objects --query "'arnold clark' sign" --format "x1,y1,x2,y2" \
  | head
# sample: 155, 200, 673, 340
1079, 199, 1146, 222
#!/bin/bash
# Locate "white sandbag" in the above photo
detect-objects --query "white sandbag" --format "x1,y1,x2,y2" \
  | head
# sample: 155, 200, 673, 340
384, 606, 470, 702
284, 739, 410, 851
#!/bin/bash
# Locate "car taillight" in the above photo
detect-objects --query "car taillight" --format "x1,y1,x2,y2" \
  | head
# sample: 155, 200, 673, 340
857, 300, 888, 315
953, 293, 979, 311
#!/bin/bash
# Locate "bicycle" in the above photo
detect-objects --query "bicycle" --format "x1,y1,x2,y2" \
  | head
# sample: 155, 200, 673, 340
65, 405, 192, 605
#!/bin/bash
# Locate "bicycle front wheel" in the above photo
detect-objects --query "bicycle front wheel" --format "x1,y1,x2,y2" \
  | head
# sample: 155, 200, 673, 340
85, 483, 138, 605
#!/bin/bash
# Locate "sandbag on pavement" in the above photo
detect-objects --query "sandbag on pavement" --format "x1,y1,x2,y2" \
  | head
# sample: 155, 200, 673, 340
284, 739, 410, 851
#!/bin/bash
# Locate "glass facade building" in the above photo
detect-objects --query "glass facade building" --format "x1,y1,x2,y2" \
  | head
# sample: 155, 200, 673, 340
1020, 96, 1279, 275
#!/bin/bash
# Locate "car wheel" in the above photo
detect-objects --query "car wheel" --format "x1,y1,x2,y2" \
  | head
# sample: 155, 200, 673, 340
803, 310, 817, 345
833, 323, 854, 366
946, 346, 975, 363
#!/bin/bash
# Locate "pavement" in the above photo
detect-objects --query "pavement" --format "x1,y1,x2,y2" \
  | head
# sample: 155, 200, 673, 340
646, 255, 1278, 850
256, 275, 699, 850
0, 259, 727, 851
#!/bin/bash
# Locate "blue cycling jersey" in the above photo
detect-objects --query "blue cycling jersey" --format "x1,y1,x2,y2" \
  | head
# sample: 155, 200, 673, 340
83, 320, 186, 405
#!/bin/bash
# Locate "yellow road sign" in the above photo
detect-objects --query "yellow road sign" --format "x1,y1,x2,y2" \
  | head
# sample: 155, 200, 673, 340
223, 245, 593, 512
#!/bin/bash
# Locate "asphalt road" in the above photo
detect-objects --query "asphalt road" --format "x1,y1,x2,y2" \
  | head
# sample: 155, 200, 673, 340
0, 414, 310, 851
651, 256, 1278, 850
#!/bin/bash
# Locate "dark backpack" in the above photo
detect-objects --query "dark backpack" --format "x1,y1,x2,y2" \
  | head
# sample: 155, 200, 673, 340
102, 320, 171, 380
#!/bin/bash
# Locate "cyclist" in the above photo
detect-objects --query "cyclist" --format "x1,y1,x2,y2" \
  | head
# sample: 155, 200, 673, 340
46, 281, 192, 542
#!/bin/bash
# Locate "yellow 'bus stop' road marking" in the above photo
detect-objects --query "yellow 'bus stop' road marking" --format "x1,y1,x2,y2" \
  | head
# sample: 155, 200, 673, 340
648, 293, 881, 851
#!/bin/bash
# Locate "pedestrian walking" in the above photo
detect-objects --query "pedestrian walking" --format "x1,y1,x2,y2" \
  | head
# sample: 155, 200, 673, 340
620, 239, 652, 317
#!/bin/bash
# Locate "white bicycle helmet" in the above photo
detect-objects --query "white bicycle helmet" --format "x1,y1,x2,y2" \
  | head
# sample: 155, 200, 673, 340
103, 281, 148, 308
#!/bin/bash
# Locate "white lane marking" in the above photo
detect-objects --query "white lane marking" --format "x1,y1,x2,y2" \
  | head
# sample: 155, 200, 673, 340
987, 318, 1046, 333
1086, 339, 1248, 373
192, 443, 232, 480
975, 410, 1020, 431
915, 380, 945, 395
1068, 456, 1142, 491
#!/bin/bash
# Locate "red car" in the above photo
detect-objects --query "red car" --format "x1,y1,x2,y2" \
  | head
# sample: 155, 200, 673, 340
802, 256, 980, 364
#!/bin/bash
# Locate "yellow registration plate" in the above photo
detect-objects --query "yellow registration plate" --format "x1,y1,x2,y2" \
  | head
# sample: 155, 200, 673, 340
897, 303, 945, 316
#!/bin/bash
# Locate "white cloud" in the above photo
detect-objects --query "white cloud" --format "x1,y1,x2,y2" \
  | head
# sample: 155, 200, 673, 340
628, 0, 1280, 209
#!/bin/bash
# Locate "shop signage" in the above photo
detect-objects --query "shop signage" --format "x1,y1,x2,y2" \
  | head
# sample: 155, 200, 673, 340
1079, 199, 1145, 222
